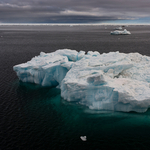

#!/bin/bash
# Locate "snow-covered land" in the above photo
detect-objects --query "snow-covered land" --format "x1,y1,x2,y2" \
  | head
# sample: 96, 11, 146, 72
13, 49, 150, 113
111, 29, 131, 35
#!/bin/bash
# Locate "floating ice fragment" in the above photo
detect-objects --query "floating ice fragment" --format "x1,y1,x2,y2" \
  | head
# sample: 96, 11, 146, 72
80, 136, 87, 141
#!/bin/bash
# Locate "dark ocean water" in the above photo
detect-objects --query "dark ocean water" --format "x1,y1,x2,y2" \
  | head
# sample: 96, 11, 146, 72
1, 25, 150, 150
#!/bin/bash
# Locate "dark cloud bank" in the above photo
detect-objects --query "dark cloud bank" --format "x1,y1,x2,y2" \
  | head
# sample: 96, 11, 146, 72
0, 0, 150, 23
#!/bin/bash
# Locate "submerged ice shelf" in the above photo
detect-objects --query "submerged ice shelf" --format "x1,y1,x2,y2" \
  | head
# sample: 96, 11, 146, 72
13, 49, 150, 113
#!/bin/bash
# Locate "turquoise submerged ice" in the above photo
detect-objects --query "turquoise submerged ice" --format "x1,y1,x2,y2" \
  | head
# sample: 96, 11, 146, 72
13, 49, 150, 113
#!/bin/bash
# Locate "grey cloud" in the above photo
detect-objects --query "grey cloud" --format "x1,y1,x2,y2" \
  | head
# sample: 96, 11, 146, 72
0, 0, 150, 23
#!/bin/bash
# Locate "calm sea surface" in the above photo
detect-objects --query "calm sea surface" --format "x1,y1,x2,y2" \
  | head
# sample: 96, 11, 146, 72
1, 25, 150, 150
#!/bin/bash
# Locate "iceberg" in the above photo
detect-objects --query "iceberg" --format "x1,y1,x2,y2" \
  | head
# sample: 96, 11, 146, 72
111, 29, 131, 35
114, 26, 122, 30
13, 49, 150, 113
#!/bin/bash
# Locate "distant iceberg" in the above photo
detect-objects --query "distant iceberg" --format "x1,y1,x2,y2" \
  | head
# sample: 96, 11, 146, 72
111, 29, 131, 35
114, 26, 122, 30
13, 49, 150, 113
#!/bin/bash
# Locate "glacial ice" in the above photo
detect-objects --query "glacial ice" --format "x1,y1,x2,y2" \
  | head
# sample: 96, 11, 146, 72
13, 49, 150, 113
111, 29, 131, 35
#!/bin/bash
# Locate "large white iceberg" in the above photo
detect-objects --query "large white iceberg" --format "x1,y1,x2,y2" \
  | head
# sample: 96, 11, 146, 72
13, 49, 150, 113
111, 29, 131, 35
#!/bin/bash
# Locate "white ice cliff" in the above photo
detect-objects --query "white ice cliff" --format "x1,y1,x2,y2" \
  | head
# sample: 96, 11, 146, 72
13, 49, 150, 113
111, 29, 131, 35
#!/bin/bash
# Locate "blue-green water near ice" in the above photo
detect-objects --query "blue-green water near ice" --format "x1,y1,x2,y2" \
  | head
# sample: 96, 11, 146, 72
1, 25, 150, 149
3, 80, 150, 150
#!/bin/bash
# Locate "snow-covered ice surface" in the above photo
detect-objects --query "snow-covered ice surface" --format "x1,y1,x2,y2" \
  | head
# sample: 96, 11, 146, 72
13, 49, 150, 113
111, 29, 131, 35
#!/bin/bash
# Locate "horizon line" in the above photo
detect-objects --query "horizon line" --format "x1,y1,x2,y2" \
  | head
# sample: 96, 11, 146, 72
0, 23, 150, 26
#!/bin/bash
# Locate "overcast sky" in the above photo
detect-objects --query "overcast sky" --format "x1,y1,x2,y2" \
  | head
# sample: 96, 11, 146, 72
0, 0, 150, 23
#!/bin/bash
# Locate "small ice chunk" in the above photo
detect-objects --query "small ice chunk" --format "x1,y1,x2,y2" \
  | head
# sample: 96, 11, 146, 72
80, 136, 87, 141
